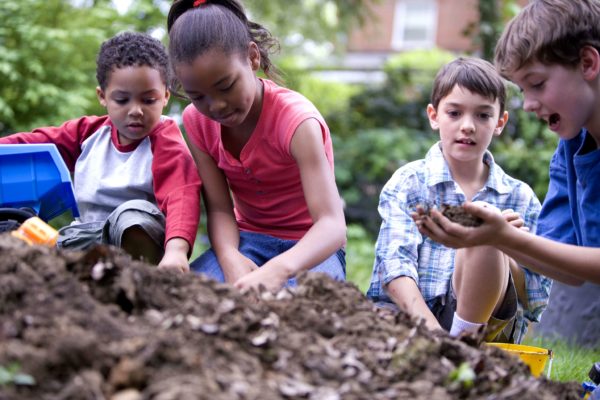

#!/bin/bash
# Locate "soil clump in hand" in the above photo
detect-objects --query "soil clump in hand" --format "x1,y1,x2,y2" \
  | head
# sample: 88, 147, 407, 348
441, 204, 484, 227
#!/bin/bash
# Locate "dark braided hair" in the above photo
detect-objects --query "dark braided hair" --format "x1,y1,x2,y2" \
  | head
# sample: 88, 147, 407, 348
167, 0, 281, 83
96, 31, 171, 90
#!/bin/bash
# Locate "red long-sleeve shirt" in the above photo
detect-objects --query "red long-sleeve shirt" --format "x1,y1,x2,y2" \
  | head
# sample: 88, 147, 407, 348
0, 115, 201, 247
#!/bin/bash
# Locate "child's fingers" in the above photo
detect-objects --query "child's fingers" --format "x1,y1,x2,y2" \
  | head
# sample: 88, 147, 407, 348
503, 211, 524, 227
463, 201, 501, 220
410, 211, 426, 225
499, 208, 525, 228
414, 218, 432, 236
428, 209, 459, 231
502, 210, 520, 220
419, 210, 464, 247
414, 204, 429, 216
509, 219, 525, 228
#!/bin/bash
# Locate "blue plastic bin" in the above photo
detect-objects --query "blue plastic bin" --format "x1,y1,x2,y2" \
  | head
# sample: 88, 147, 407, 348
0, 144, 79, 221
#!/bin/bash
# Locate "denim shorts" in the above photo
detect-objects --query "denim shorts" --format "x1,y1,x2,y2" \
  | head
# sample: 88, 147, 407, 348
57, 199, 165, 251
191, 230, 346, 286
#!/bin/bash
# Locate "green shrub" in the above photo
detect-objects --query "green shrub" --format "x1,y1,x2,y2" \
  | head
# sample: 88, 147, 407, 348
334, 127, 435, 235
345, 223, 376, 293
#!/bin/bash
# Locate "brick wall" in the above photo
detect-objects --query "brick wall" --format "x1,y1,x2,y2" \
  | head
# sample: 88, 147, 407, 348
347, 0, 396, 52
347, 0, 528, 54
435, 0, 479, 52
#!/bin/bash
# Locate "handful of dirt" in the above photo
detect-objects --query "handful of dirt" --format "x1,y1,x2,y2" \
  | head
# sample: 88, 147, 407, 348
440, 204, 483, 227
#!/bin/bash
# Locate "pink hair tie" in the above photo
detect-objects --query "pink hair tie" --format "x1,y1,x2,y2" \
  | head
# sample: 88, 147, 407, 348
193, 0, 206, 6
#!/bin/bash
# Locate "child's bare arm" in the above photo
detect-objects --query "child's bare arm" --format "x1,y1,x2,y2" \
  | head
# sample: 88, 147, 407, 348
235, 118, 346, 291
413, 202, 592, 285
387, 277, 442, 331
189, 145, 257, 283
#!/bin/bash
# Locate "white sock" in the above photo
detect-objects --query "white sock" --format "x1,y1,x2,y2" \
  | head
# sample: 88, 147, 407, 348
449, 312, 485, 337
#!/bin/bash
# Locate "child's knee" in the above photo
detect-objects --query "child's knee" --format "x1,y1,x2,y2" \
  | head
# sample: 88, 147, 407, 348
122, 225, 163, 264
455, 246, 510, 271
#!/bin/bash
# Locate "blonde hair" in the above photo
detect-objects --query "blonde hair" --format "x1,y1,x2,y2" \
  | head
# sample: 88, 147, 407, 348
495, 0, 600, 76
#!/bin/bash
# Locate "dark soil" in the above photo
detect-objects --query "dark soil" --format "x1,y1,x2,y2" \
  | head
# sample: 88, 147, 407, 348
440, 205, 483, 227
0, 234, 582, 399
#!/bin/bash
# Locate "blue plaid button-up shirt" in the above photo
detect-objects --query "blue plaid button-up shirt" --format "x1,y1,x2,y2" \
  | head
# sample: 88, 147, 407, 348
366, 142, 552, 342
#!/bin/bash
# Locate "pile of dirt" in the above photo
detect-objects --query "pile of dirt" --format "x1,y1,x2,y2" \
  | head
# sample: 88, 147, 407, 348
0, 234, 582, 399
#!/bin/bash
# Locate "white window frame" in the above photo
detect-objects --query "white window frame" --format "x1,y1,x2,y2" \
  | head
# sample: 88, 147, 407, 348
391, 0, 437, 50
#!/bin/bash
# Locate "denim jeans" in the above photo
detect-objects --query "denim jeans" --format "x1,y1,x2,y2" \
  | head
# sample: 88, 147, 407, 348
191, 231, 346, 286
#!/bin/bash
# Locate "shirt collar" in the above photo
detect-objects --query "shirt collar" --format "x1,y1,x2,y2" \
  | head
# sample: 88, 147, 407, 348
424, 141, 513, 194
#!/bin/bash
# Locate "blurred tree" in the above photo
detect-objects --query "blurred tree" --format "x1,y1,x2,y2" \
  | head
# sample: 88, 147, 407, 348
464, 0, 522, 61
0, 0, 167, 134
246, 0, 378, 54
0, 0, 377, 135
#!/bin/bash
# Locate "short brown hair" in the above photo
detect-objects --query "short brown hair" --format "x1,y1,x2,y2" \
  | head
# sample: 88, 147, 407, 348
430, 57, 506, 113
494, 0, 600, 77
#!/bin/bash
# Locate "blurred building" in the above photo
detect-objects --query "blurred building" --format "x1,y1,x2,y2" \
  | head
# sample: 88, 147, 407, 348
317, 0, 526, 83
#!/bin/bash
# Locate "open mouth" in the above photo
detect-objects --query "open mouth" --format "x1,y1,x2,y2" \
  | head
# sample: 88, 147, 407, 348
548, 113, 560, 128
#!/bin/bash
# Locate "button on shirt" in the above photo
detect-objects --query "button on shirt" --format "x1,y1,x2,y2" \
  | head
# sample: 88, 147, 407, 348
367, 142, 552, 342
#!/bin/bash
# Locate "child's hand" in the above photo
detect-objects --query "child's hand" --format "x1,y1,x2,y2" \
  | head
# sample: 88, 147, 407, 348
234, 262, 289, 293
221, 252, 258, 284
411, 201, 511, 248
501, 208, 528, 231
157, 250, 190, 273
157, 238, 191, 273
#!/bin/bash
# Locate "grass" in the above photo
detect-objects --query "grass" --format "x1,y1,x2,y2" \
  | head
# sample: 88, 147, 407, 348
345, 224, 376, 293
521, 335, 600, 383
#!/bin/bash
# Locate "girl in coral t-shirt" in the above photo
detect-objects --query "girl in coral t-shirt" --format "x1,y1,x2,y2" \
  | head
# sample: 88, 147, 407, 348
167, 0, 346, 292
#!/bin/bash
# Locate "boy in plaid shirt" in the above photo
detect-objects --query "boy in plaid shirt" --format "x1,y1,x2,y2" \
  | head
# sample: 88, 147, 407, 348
367, 57, 551, 343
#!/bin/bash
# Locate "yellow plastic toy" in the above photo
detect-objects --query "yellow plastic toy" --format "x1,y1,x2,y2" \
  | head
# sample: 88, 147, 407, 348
488, 342, 553, 377
11, 216, 59, 246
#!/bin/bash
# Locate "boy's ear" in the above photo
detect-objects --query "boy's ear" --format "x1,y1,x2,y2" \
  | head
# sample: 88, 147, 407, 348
426, 104, 439, 130
248, 41, 261, 71
494, 110, 509, 136
96, 87, 107, 107
580, 45, 600, 81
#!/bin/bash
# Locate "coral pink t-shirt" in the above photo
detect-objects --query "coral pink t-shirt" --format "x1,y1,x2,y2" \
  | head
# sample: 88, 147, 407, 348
183, 79, 334, 240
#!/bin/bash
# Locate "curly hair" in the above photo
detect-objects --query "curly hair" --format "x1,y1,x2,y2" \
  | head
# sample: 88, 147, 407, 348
167, 0, 281, 83
96, 31, 171, 90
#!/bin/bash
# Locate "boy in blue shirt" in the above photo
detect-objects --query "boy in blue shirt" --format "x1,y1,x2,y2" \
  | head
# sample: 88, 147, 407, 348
414, 0, 600, 286
367, 57, 551, 343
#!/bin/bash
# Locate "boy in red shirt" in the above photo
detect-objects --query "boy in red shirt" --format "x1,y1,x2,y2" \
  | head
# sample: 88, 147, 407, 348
0, 32, 201, 273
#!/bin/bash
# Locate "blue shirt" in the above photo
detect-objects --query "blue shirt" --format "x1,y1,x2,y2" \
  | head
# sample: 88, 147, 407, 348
537, 129, 600, 247
367, 142, 552, 342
